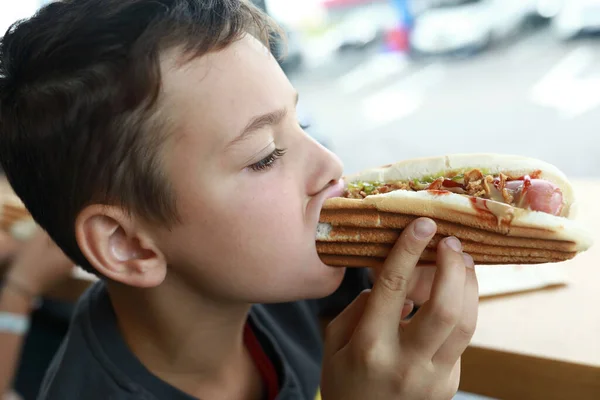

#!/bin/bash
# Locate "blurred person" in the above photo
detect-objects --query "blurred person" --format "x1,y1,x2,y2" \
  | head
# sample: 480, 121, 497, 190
0, 232, 20, 268
0, 229, 74, 400
0, 1, 479, 400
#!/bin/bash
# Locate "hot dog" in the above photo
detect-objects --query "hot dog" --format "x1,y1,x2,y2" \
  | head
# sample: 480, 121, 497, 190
343, 169, 566, 216
317, 153, 593, 266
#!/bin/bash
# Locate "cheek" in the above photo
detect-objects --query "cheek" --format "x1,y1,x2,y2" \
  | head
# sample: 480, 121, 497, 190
233, 179, 307, 249
175, 171, 310, 265
161, 171, 343, 302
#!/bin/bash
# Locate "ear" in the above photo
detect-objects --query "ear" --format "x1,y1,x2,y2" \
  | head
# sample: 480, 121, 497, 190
75, 205, 167, 288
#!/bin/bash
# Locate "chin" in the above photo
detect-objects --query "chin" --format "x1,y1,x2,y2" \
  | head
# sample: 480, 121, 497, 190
250, 254, 347, 303
288, 260, 347, 301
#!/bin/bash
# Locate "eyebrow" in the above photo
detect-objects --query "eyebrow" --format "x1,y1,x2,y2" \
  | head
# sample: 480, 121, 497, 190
227, 92, 299, 148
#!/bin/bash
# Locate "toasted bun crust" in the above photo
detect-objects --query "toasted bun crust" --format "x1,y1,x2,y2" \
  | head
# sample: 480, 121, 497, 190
316, 242, 576, 261
317, 224, 579, 252
319, 253, 563, 268
321, 193, 593, 252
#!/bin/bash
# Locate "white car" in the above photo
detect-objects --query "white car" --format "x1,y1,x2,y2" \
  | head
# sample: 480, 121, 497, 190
410, 0, 540, 55
546, 0, 600, 39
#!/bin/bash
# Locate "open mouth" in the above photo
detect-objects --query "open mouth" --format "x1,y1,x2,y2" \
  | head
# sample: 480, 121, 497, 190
313, 179, 345, 237
323, 179, 345, 199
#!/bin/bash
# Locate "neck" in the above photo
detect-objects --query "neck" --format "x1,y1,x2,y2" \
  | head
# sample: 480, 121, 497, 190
107, 273, 263, 400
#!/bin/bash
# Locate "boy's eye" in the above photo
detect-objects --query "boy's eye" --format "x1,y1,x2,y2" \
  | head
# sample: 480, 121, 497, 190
248, 148, 287, 172
299, 122, 311, 130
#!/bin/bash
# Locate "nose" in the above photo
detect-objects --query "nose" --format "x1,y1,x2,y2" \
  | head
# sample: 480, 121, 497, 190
305, 138, 344, 197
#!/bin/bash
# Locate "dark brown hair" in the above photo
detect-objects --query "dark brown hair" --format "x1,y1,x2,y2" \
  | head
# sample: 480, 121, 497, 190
0, 0, 279, 273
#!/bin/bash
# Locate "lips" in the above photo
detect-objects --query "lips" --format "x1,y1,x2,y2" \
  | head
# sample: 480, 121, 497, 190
322, 179, 346, 201
309, 179, 345, 236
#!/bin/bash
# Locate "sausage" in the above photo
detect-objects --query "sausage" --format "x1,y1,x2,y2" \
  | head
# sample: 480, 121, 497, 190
505, 178, 563, 216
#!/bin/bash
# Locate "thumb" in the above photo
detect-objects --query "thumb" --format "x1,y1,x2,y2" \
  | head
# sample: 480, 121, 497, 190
323, 289, 371, 359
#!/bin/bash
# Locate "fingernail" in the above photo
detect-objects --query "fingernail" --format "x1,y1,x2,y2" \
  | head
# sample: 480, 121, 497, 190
445, 236, 462, 252
402, 299, 415, 320
462, 253, 475, 269
414, 218, 436, 239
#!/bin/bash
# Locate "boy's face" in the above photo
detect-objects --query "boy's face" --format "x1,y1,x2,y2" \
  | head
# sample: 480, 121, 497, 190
152, 35, 346, 303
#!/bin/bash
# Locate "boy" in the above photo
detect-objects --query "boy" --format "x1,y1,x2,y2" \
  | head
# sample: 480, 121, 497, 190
0, 1, 479, 399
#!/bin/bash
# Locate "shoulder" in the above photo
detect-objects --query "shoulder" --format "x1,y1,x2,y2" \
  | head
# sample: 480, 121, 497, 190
37, 282, 147, 400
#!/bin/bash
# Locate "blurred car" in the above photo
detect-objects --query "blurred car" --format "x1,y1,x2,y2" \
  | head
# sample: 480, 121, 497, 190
410, 0, 541, 56
546, 0, 600, 39
322, 0, 393, 52
334, 10, 384, 51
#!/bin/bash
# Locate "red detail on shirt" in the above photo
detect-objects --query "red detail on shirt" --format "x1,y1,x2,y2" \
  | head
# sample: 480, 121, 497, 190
244, 322, 279, 400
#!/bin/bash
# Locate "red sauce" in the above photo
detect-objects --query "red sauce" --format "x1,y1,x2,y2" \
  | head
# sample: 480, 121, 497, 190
492, 177, 501, 190
468, 195, 514, 229
521, 175, 532, 199
442, 179, 462, 188
469, 197, 492, 215
513, 170, 541, 180
428, 189, 451, 196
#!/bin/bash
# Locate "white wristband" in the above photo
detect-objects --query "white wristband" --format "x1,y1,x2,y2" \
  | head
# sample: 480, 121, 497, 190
0, 312, 30, 334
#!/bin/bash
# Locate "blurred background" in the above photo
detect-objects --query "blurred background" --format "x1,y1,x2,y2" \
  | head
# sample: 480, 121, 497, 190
3, 0, 600, 178
262, 0, 600, 178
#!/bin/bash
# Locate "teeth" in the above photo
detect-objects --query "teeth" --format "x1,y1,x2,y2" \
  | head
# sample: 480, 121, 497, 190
316, 223, 332, 240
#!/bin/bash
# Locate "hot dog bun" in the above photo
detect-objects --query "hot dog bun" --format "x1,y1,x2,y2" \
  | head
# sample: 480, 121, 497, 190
318, 154, 593, 266
336, 153, 576, 217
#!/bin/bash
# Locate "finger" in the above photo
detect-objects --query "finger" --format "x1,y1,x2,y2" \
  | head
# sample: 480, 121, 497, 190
402, 236, 467, 359
323, 289, 371, 359
371, 265, 436, 305
357, 218, 437, 341
432, 254, 479, 368
447, 359, 462, 398
324, 290, 415, 359
368, 262, 436, 284
408, 265, 437, 305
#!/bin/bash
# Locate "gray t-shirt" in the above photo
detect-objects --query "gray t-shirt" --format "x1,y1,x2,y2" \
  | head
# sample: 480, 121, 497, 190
37, 269, 371, 400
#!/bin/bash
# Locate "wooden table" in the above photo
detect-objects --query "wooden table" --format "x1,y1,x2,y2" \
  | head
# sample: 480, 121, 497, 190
6, 180, 599, 399
459, 180, 600, 399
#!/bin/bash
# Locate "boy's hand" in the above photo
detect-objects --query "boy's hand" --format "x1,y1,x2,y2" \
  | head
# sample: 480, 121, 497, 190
321, 218, 479, 400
